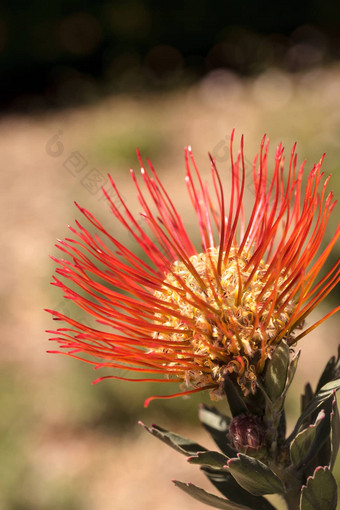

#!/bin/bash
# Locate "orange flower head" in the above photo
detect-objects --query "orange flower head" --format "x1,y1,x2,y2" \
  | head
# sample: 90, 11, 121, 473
47, 132, 340, 406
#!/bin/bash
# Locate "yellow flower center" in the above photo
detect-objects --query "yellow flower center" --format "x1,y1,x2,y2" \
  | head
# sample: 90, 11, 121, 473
153, 247, 295, 396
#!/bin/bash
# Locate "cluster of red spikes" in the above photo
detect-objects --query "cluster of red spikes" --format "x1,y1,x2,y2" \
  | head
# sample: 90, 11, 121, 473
47, 131, 340, 406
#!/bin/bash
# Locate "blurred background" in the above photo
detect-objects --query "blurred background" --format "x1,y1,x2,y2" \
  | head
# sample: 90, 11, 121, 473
1, 1, 340, 509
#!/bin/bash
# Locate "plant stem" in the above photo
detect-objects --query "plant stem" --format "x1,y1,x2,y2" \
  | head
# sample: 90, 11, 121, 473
282, 466, 302, 510
284, 489, 300, 510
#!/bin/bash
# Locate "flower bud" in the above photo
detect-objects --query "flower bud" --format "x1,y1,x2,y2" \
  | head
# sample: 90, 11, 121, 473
229, 413, 266, 454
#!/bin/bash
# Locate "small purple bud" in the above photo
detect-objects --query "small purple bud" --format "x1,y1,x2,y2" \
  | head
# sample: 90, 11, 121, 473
229, 414, 266, 453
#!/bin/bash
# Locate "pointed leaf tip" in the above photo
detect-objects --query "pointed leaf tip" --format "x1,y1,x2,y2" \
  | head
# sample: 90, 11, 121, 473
288, 378, 340, 441
140, 422, 208, 456
316, 345, 340, 393
187, 450, 229, 468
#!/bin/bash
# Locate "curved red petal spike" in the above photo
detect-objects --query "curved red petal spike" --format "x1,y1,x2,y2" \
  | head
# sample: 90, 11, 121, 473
143, 384, 217, 408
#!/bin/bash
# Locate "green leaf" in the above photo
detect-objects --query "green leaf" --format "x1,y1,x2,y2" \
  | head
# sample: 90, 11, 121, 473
258, 349, 300, 430
223, 377, 249, 417
201, 467, 277, 510
227, 454, 285, 496
290, 410, 326, 466
188, 450, 229, 468
316, 345, 340, 393
301, 383, 314, 417
139, 421, 207, 456
298, 346, 340, 432
300, 466, 337, 510
173, 480, 251, 509
300, 394, 333, 478
199, 405, 237, 457
285, 349, 301, 392
264, 341, 290, 402
330, 392, 340, 470
288, 378, 340, 441
198, 404, 231, 432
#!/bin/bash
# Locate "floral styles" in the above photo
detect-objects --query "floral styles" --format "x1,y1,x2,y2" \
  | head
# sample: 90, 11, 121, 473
48, 132, 340, 405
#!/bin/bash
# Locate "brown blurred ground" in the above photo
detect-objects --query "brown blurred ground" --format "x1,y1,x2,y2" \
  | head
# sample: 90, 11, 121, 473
1, 66, 340, 509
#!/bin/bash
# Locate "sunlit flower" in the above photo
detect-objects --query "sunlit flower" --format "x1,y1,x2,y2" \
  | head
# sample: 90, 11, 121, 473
47, 132, 340, 406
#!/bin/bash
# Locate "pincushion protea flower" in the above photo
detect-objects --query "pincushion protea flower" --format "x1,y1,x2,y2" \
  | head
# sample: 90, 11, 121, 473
47, 132, 340, 406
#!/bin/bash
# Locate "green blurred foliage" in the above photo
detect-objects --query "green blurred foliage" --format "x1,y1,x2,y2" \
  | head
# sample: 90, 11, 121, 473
89, 127, 165, 166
